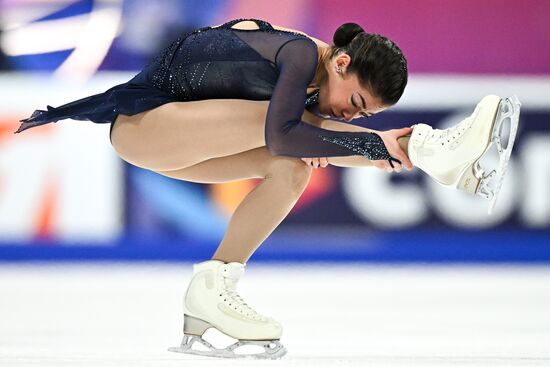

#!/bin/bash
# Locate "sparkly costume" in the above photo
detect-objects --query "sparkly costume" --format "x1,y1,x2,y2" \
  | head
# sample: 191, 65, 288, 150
15, 18, 395, 162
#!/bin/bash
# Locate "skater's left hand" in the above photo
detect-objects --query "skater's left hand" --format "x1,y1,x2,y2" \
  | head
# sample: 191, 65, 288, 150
376, 127, 414, 171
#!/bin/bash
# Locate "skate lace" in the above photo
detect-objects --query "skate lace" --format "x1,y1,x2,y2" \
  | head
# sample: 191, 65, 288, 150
220, 278, 268, 321
427, 116, 472, 146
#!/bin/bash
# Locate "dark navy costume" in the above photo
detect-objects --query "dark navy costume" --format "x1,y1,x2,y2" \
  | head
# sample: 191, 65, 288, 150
15, 18, 395, 162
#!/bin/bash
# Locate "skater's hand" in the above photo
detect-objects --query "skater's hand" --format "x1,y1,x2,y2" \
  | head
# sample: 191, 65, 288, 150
301, 157, 329, 169
375, 127, 413, 172
371, 159, 404, 173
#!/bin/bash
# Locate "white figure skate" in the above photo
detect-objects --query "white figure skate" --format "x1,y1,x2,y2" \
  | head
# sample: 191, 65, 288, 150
408, 95, 520, 214
168, 260, 286, 359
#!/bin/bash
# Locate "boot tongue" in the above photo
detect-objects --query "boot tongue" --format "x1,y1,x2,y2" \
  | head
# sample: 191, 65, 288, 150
220, 262, 245, 280
192, 259, 224, 274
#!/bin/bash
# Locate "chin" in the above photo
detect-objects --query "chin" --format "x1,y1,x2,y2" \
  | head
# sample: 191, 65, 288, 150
319, 110, 331, 119
319, 106, 330, 116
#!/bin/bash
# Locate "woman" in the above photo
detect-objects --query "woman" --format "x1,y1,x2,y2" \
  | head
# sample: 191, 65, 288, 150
15, 18, 517, 359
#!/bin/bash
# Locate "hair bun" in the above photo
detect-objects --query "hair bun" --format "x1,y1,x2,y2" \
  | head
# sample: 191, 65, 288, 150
333, 23, 365, 47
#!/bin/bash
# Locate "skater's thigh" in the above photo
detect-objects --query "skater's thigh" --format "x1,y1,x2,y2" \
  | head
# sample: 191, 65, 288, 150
154, 146, 312, 185
110, 99, 269, 171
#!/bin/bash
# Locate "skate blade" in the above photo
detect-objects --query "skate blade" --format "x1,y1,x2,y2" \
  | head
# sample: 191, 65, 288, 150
486, 95, 521, 214
475, 96, 521, 214
456, 96, 503, 195
168, 334, 287, 359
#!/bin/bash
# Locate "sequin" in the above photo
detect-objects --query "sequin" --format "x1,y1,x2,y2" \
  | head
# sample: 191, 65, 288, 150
305, 89, 319, 107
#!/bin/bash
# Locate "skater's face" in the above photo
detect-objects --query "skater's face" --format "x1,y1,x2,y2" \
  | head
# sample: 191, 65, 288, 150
318, 52, 389, 122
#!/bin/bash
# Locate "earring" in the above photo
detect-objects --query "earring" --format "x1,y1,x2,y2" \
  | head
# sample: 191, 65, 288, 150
336, 66, 342, 73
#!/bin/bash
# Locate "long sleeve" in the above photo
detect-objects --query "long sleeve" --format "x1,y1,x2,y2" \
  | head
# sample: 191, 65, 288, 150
264, 38, 393, 161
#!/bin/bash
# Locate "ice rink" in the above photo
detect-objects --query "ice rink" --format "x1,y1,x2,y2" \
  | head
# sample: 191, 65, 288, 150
0, 262, 549, 366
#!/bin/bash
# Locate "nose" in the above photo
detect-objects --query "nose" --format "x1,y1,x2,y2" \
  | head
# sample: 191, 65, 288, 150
342, 111, 354, 122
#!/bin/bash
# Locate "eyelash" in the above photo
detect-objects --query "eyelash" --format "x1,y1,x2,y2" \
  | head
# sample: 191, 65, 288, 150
352, 97, 370, 118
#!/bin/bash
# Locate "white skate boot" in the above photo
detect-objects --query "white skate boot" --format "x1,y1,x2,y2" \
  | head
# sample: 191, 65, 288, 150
408, 95, 520, 214
168, 260, 286, 359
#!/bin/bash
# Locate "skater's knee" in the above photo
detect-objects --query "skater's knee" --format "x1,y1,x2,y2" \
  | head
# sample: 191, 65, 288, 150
266, 158, 312, 194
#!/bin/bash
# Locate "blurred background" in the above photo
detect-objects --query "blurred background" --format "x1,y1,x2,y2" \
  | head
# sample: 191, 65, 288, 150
1, 0, 549, 262
1, 1, 550, 365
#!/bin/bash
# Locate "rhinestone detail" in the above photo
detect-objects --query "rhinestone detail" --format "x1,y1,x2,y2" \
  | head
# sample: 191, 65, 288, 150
305, 89, 319, 107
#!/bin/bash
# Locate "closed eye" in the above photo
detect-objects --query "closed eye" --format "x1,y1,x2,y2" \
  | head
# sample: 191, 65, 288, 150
351, 96, 371, 118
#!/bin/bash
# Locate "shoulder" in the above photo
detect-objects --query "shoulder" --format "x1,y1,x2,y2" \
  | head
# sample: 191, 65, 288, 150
275, 38, 318, 71
212, 20, 329, 56
269, 24, 330, 49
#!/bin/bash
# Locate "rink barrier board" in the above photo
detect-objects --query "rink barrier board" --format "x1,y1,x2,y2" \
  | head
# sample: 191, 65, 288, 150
0, 230, 549, 262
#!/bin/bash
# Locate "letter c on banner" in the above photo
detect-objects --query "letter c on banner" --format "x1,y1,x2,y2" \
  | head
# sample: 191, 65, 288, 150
342, 168, 428, 228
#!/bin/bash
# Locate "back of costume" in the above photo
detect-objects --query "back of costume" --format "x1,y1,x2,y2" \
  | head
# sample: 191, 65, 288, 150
15, 18, 393, 162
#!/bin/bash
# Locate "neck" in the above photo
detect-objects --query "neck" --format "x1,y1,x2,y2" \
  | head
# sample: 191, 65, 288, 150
312, 46, 331, 88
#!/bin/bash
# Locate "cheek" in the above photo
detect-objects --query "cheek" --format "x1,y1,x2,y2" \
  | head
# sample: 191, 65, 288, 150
327, 97, 345, 113
322, 90, 340, 108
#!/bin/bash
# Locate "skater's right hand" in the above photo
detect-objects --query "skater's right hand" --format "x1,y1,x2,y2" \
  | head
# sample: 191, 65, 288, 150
371, 159, 403, 173
301, 157, 329, 169
375, 127, 414, 172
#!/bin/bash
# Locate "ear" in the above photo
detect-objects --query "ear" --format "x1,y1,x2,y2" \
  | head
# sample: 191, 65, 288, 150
335, 53, 351, 71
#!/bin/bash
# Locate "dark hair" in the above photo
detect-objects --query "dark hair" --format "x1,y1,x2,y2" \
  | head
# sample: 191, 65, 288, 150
331, 23, 408, 105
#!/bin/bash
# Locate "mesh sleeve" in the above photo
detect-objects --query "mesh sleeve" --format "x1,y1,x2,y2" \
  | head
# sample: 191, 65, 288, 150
264, 38, 393, 161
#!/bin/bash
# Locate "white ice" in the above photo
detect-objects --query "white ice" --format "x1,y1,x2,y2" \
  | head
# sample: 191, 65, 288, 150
0, 262, 549, 366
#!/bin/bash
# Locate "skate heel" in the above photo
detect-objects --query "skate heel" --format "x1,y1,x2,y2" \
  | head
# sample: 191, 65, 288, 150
457, 164, 480, 194
183, 314, 213, 336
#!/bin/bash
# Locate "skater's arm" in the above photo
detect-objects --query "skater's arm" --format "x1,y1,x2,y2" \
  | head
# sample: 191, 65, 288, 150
304, 136, 410, 171
300, 109, 412, 171
327, 134, 411, 170
300, 113, 375, 167
264, 39, 396, 162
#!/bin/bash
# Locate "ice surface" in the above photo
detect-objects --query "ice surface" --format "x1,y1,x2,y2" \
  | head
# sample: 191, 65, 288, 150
0, 262, 549, 366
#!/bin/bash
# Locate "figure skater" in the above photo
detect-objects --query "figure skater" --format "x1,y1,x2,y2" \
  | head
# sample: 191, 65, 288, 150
15, 18, 519, 359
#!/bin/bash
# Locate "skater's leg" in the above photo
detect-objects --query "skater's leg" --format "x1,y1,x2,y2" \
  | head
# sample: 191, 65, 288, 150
160, 148, 303, 358
155, 146, 311, 263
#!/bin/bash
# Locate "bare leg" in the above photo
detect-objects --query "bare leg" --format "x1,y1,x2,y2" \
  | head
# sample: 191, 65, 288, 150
155, 147, 311, 263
